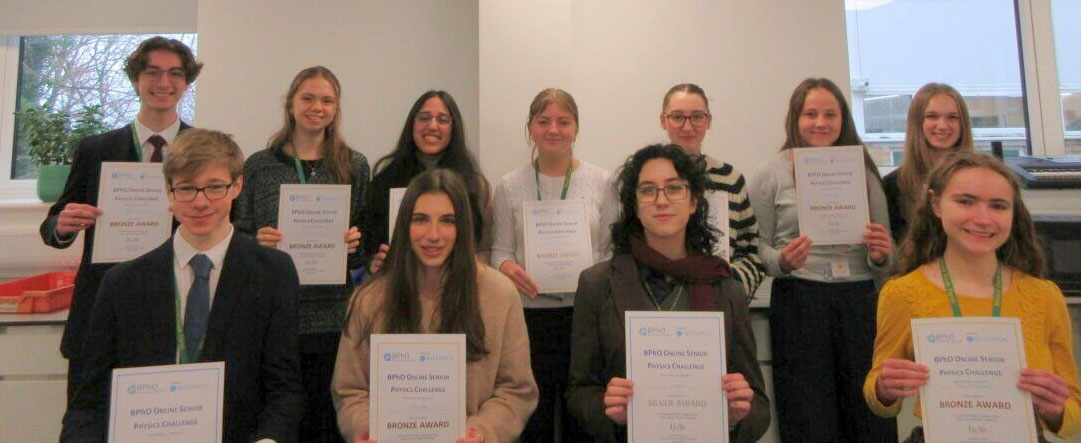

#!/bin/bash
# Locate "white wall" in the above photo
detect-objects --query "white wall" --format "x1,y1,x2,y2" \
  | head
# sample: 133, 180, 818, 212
194, 0, 479, 163
478, 0, 850, 182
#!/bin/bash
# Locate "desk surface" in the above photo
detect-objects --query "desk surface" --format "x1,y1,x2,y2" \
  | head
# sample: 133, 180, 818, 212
0, 308, 69, 326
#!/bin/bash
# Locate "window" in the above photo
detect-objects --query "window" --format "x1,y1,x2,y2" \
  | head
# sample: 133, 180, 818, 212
845, 0, 1028, 166
1051, 0, 1081, 153
2, 33, 197, 185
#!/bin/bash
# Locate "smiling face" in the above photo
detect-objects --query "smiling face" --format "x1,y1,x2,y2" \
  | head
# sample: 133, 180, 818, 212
528, 102, 578, 158
797, 87, 842, 147
168, 161, 242, 245
660, 91, 711, 154
412, 97, 453, 155
933, 167, 1014, 258
409, 192, 457, 273
636, 158, 697, 244
133, 50, 189, 114
291, 76, 338, 135
922, 93, 963, 150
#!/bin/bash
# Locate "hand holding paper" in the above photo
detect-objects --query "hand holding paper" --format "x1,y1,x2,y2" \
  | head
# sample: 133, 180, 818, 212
603, 377, 633, 425
874, 358, 929, 405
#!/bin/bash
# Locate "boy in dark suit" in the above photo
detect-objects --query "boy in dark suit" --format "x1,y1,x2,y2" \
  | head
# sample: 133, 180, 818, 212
61, 129, 304, 443
39, 36, 203, 399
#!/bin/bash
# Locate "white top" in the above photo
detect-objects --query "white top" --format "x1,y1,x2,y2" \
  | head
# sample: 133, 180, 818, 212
491, 160, 618, 308
172, 224, 234, 322
133, 117, 181, 161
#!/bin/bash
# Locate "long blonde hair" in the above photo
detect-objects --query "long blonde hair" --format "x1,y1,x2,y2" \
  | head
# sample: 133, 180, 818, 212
267, 66, 353, 184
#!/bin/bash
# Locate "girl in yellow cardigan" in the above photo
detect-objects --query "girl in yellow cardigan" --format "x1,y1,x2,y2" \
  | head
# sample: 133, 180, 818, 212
864, 151, 1081, 440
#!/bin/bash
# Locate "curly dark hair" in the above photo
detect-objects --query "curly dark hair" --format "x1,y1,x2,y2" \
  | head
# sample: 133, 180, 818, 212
611, 143, 718, 255
123, 36, 202, 85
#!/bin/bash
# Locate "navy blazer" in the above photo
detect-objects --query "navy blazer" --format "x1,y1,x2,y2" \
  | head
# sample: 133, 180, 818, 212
60, 233, 304, 443
40, 122, 190, 359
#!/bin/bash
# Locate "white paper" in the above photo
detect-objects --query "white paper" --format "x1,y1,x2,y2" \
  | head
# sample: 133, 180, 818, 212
911, 317, 1038, 443
92, 162, 172, 263
108, 361, 225, 443
706, 191, 730, 261
370, 334, 466, 442
522, 200, 594, 293
277, 184, 350, 285
625, 311, 727, 443
387, 187, 407, 242
792, 146, 870, 245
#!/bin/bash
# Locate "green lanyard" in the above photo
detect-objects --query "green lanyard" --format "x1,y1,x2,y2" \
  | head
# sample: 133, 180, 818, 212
173, 274, 204, 364
129, 124, 143, 162
533, 158, 573, 201
939, 258, 1002, 317
293, 157, 309, 184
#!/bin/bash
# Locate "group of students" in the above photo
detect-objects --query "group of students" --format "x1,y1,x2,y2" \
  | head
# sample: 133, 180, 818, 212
41, 36, 1080, 443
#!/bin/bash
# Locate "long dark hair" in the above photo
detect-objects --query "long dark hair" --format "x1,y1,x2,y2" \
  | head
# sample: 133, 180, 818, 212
891, 151, 1044, 278
611, 144, 717, 255
780, 78, 882, 182
268, 66, 353, 184
361, 169, 487, 360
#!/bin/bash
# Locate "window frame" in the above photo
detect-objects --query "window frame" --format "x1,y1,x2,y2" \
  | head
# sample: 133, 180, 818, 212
0, 35, 34, 200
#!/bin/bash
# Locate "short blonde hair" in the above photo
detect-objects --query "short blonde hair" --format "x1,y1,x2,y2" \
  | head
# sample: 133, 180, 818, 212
163, 129, 244, 185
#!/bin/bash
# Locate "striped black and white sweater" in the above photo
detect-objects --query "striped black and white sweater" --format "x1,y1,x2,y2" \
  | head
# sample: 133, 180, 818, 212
703, 155, 766, 300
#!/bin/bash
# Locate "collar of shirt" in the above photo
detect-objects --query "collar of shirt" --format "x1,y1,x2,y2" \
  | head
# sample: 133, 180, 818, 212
635, 261, 681, 303
133, 117, 181, 162
172, 224, 234, 321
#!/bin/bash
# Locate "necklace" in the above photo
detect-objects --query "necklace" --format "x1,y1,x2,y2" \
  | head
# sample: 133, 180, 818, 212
641, 277, 684, 311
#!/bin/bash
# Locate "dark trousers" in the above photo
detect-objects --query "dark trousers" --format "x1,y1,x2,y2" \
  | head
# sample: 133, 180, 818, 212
300, 333, 346, 443
66, 356, 86, 403
769, 278, 897, 443
521, 306, 576, 443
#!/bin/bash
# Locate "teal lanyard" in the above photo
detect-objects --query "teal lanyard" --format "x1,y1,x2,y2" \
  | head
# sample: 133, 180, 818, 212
293, 157, 308, 184
173, 274, 204, 364
129, 124, 143, 162
939, 259, 1002, 317
533, 158, 573, 201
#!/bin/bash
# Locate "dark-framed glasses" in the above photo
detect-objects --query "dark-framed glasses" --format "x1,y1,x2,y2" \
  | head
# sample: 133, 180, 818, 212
665, 112, 711, 128
170, 183, 234, 202
141, 68, 187, 81
636, 182, 690, 203
415, 112, 453, 125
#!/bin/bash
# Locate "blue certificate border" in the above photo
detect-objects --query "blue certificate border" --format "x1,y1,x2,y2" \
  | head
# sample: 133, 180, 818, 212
109, 366, 223, 442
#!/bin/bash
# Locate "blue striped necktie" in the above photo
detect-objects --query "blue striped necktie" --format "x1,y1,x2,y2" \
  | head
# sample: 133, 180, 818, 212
184, 253, 213, 361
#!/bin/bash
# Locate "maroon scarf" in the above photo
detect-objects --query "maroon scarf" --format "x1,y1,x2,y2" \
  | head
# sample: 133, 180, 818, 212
629, 236, 731, 311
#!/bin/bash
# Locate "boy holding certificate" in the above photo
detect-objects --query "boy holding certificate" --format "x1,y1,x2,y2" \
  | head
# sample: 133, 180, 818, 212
61, 129, 305, 443
865, 152, 1081, 441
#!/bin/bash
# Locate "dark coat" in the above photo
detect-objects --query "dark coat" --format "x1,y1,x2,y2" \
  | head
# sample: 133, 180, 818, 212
60, 233, 305, 443
566, 253, 771, 442
40, 122, 190, 359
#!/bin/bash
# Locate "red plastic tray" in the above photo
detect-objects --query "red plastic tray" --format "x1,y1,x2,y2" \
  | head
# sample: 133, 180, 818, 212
0, 272, 75, 314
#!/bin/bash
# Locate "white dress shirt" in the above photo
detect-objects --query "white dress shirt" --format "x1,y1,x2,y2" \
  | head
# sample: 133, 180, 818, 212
133, 116, 181, 162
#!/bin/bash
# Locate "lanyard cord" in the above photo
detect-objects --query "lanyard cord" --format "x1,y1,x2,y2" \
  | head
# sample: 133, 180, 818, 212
533, 158, 573, 201
173, 273, 204, 364
939, 258, 1002, 318
129, 124, 143, 162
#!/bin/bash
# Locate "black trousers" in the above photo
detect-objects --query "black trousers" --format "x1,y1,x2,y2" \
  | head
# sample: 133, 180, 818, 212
520, 306, 576, 443
300, 333, 346, 443
769, 278, 897, 443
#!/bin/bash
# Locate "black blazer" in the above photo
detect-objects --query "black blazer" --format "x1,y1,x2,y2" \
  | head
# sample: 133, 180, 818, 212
566, 254, 771, 443
40, 122, 190, 358
60, 233, 304, 443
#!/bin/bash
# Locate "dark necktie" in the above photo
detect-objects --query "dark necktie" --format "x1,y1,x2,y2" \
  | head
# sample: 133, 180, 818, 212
184, 253, 213, 362
148, 135, 167, 163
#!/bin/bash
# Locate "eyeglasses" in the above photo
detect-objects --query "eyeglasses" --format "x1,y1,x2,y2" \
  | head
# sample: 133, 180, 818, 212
664, 112, 711, 128
141, 68, 187, 82
415, 112, 453, 126
170, 183, 234, 202
636, 183, 690, 203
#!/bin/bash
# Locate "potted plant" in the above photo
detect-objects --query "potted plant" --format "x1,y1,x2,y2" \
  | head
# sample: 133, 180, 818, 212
15, 105, 106, 202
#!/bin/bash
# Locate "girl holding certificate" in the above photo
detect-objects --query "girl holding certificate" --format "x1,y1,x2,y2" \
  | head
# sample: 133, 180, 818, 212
491, 88, 617, 442
233, 66, 368, 443
363, 90, 492, 274
883, 83, 975, 242
866, 152, 1081, 441
658, 83, 766, 298
333, 169, 539, 443
748, 78, 896, 442
567, 144, 770, 442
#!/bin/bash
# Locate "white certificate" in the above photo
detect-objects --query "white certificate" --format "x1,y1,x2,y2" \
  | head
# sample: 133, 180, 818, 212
522, 200, 594, 294
706, 191, 730, 261
387, 187, 407, 241
277, 184, 350, 285
792, 146, 870, 245
108, 361, 225, 443
92, 162, 172, 263
911, 317, 1038, 443
370, 334, 466, 442
625, 311, 727, 443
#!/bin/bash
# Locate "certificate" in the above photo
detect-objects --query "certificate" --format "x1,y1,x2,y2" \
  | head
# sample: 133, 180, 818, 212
522, 200, 593, 293
792, 146, 869, 245
911, 317, 1038, 443
625, 311, 727, 443
387, 187, 407, 241
277, 184, 350, 285
92, 162, 172, 263
370, 334, 466, 442
108, 361, 225, 443
705, 191, 730, 261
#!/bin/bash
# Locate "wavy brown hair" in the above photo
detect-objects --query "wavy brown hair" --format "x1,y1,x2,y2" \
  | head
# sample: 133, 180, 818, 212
780, 78, 881, 183
891, 151, 1044, 278
267, 66, 354, 185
